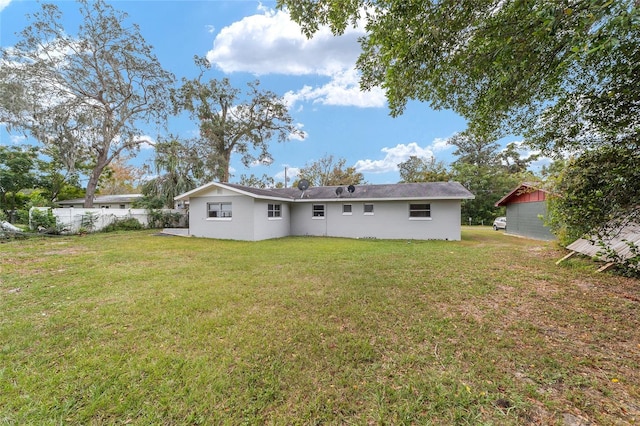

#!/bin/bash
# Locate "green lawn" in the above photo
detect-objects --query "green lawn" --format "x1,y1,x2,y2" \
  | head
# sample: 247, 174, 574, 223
1, 229, 638, 424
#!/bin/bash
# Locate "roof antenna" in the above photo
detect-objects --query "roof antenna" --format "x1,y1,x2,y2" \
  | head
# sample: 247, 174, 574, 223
297, 179, 310, 198
347, 185, 356, 195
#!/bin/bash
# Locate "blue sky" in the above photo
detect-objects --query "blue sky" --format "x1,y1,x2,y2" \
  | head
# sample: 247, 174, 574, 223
0, 0, 541, 186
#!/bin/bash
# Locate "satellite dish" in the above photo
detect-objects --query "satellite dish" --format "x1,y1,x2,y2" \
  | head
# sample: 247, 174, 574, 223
297, 179, 310, 191
347, 185, 356, 193
335, 187, 343, 196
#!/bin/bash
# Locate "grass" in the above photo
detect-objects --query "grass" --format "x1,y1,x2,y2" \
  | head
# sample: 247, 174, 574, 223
1, 228, 638, 424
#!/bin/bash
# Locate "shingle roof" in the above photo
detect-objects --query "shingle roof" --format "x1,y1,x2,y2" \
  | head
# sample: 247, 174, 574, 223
495, 182, 550, 207
180, 182, 474, 202
57, 194, 143, 205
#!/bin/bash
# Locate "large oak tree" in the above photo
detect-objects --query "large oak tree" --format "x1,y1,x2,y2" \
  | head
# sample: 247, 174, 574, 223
172, 60, 304, 183
397, 156, 451, 183
296, 154, 365, 187
278, 0, 638, 154
0, 0, 174, 207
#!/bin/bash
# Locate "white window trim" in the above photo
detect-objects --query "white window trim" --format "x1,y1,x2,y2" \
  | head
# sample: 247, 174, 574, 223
207, 202, 233, 220
342, 204, 353, 215
267, 204, 282, 220
408, 203, 432, 221
363, 203, 374, 216
312, 204, 326, 219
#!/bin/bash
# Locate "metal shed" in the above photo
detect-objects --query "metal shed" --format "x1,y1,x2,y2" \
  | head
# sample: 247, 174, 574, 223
495, 182, 555, 241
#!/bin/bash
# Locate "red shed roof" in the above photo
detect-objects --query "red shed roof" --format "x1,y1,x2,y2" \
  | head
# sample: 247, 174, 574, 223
495, 182, 550, 207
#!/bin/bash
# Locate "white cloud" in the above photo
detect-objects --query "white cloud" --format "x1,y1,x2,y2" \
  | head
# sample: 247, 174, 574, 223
9, 134, 26, 144
133, 135, 156, 150
274, 165, 299, 183
354, 142, 436, 174
207, 8, 362, 76
206, 6, 383, 109
205, 25, 216, 34
431, 137, 452, 152
250, 157, 274, 167
0, 0, 12, 13
284, 69, 385, 108
289, 123, 307, 141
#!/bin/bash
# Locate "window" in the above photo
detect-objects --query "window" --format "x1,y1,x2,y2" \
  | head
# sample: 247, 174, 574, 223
119, 204, 126, 209
268, 203, 281, 218
312, 204, 325, 218
409, 203, 431, 218
207, 202, 232, 218
363, 204, 374, 215
342, 204, 352, 215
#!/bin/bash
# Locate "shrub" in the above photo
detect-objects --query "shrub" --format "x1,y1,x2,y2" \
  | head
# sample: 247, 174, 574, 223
133, 196, 165, 209
147, 209, 184, 228
29, 208, 57, 233
596, 239, 640, 278
81, 211, 99, 232
103, 218, 143, 232
15, 209, 30, 225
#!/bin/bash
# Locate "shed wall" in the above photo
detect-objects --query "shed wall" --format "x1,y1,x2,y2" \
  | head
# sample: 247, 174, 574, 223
509, 189, 547, 204
505, 201, 554, 241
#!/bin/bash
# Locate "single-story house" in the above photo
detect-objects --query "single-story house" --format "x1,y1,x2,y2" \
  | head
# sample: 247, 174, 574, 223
495, 182, 555, 241
56, 194, 143, 209
174, 181, 475, 241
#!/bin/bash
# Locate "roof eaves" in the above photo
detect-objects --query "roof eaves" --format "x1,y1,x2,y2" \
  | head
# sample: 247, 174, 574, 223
495, 182, 548, 207
174, 182, 222, 201
175, 182, 295, 202
292, 195, 474, 202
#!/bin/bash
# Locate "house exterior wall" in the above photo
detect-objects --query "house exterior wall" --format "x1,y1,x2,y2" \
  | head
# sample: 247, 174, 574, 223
290, 199, 463, 240
188, 194, 256, 240
252, 199, 291, 241
188, 191, 291, 241
505, 201, 555, 241
187, 185, 466, 241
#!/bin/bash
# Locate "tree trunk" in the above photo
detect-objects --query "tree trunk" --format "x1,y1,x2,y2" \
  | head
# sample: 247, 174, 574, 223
221, 150, 232, 182
84, 153, 109, 208
84, 169, 100, 208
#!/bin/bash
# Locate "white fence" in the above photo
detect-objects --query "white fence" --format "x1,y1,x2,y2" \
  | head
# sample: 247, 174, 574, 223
31, 207, 186, 233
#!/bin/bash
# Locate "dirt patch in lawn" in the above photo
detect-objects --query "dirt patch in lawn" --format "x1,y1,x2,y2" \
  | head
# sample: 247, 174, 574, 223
479, 274, 639, 424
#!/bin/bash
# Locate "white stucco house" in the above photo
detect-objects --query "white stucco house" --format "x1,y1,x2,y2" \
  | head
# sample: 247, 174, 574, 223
56, 194, 143, 209
174, 181, 474, 241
